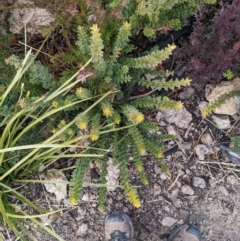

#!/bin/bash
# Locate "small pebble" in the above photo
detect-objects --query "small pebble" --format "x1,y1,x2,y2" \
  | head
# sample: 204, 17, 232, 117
63, 198, 69, 206
198, 101, 208, 111
167, 125, 177, 135
181, 185, 194, 195
226, 175, 238, 185
179, 209, 189, 218
188, 195, 199, 201
177, 181, 182, 188
193, 176, 206, 189
218, 185, 229, 196
160, 173, 168, 180
164, 206, 170, 213
154, 164, 161, 174
178, 170, 185, 176
209, 178, 217, 187
194, 144, 208, 161
174, 198, 181, 208
212, 115, 231, 129
182, 142, 192, 150
116, 194, 123, 200
76, 223, 88, 236
161, 217, 178, 227
179, 86, 195, 100
153, 183, 161, 195
177, 219, 184, 225
170, 188, 179, 200
155, 111, 164, 122
88, 229, 93, 234
77, 207, 86, 219
89, 193, 96, 200
81, 193, 89, 202
122, 206, 129, 212
201, 133, 213, 146
159, 121, 167, 126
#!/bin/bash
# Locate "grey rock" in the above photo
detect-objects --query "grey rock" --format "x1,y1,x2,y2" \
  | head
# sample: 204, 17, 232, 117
154, 164, 161, 174
161, 217, 178, 227
218, 185, 229, 196
198, 101, 208, 111
205, 78, 240, 115
179, 87, 195, 100
122, 206, 129, 212
160, 173, 168, 180
81, 193, 89, 202
153, 183, 161, 195
8, 0, 54, 34
201, 133, 213, 146
226, 175, 238, 185
162, 108, 193, 129
193, 176, 206, 189
194, 144, 208, 160
181, 185, 194, 195
76, 223, 88, 236
174, 198, 181, 208
179, 209, 189, 218
212, 115, 231, 129
170, 188, 179, 200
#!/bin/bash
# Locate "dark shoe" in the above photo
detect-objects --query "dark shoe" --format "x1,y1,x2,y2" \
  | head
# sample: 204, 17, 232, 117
105, 211, 134, 241
168, 224, 201, 241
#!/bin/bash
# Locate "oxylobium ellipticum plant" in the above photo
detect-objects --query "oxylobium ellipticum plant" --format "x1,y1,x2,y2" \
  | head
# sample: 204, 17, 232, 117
68, 21, 191, 211
0, 49, 129, 240
47, 0, 219, 212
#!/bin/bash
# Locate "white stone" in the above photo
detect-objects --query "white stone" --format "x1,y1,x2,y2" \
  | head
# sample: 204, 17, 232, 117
218, 185, 229, 196
77, 207, 86, 219
155, 111, 164, 122
198, 101, 208, 111
226, 175, 238, 185
181, 185, 194, 195
170, 188, 179, 200
201, 133, 213, 146
167, 125, 177, 135
39, 170, 67, 203
161, 217, 178, 227
76, 223, 88, 236
194, 144, 208, 160
154, 164, 161, 174
153, 183, 161, 195
160, 173, 168, 180
212, 115, 231, 129
40, 215, 54, 226
8, 0, 54, 34
179, 86, 195, 100
205, 78, 240, 115
193, 176, 206, 189
122, 206, 129, 212
81, 193, 89, 202
161, 108, 192, 129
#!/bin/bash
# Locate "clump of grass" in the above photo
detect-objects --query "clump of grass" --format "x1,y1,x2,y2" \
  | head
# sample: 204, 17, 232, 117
0, 49, 121, 240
